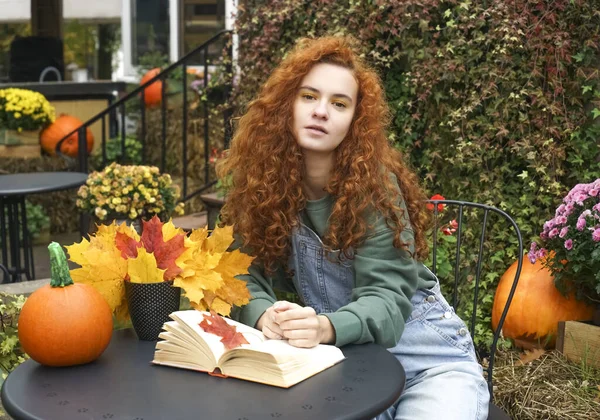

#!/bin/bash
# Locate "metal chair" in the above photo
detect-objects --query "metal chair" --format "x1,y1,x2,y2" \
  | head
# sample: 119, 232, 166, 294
427, 199, 523, 420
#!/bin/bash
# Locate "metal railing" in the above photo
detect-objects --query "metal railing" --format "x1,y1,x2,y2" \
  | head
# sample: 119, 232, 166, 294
55, 30, 234, 203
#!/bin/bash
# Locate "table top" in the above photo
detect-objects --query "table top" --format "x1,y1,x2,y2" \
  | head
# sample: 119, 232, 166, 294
1, 329, 406, 420
0, 172, 88, 197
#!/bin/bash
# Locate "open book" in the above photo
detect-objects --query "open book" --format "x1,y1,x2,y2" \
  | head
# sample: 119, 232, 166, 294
152, 310, 345, 388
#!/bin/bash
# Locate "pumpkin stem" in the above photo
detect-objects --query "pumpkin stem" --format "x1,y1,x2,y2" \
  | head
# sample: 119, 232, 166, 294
48, 242, 74, 287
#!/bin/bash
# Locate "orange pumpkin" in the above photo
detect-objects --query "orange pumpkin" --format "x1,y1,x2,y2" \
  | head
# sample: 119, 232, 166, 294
140, 67, 163, 107
18, 243, 113, 367
40, 114, 94, 157
492, 255, 595, 348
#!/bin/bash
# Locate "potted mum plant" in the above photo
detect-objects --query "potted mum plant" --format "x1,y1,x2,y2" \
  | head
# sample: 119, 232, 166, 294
76, 162, 185, 231
529, 179, 600, 312
0, 88, 55, 148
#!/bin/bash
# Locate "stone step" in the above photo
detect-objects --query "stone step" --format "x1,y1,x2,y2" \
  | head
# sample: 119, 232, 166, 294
171, 211, 208, 232
0, 278, 49, 297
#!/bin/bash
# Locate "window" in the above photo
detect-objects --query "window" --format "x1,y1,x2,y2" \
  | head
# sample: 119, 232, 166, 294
130, 0, 170, 66
181, 0, 225, 65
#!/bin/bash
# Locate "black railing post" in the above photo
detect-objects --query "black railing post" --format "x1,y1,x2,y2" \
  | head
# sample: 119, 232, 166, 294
161, 76, 167, 173
101, 115, 107, 168
120, 103, 126, 163
203, 47, 210, 185
223, 37, 234, 149
140, 89, 146, 163
77, 126, 88, 173
182, 62, 188, 198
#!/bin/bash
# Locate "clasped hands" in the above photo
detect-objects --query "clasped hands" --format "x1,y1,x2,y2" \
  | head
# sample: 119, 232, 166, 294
256, 301, 335, 348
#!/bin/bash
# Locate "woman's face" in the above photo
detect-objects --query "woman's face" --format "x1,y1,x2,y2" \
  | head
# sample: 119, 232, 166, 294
292, 63, 358, 155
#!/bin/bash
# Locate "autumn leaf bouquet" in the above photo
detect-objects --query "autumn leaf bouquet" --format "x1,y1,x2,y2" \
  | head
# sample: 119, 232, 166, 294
76, 163, 185, 221
65, 216, 253, 321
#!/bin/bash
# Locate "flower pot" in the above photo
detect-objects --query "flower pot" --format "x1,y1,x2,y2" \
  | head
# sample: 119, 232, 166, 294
124, 280, 181, 341
0, 129, 40, 146
0, 129, 41, 158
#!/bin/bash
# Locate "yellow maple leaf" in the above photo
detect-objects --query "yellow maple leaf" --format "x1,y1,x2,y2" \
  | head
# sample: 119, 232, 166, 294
65, 226, 129, 320
214, 249, 254, 281
174, 270, 222, 304
190, 226, 209, 244
214, 276, 251, 308
128, 248, 166, 284
162, 218, 185, 241
205, 225, 234, 254
65, 237, 91, 266
207, 296, 234, 316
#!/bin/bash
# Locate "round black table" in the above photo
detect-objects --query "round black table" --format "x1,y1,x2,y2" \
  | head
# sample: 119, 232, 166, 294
0, 171, 88, 283
1, 329, 406, 420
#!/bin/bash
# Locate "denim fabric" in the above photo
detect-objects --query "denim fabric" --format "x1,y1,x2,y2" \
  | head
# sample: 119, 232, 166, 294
290, 224, 489, 420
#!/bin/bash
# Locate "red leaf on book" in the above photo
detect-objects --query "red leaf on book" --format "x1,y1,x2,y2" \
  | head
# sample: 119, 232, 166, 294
199, 310, 249, 350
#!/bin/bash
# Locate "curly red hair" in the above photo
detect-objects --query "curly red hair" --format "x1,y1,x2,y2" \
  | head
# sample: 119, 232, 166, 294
217, 36, 430, 274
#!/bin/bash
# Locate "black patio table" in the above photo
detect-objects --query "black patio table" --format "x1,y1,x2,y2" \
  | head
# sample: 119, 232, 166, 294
0, 171, 88, 283
1, 329, 406, 420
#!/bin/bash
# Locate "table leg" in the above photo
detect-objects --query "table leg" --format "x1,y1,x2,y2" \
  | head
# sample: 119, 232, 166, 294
0, 197, 8, 283
7, 198, 21, 282
20, 197, 35, 280
0, 196, 34, 283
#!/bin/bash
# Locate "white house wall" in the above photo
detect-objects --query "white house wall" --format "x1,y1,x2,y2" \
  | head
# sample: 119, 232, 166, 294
0, 0, 121, 23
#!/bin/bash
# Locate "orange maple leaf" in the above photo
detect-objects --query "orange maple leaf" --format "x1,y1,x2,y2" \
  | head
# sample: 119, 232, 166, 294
517, 348, 546, 365
199, 310, 249, 350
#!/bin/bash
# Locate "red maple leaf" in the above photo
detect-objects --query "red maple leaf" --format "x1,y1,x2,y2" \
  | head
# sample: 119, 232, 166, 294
115, 232, 140, 259
114, 216, 187, 280
139, 216, 186, 280
199, 310, 249, 350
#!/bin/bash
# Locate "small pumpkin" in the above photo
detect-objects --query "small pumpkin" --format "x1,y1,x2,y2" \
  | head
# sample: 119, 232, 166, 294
40, 114, 94, 157
18, 242, 113, 367
140, 67, 163, 107
492, 254, 595, 348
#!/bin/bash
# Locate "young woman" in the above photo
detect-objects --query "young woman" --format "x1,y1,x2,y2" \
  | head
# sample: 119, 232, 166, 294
218, 36, 489, 420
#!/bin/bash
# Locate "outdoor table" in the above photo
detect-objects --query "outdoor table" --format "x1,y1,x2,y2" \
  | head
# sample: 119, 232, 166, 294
1, 329, 406, 420
0, 171, 88, 283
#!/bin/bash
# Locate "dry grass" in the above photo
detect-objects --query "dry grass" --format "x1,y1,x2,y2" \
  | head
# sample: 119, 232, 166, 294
492, 348, 600, 419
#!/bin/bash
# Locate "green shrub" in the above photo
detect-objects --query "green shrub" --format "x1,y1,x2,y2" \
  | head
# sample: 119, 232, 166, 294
90, 136, 143, 169
0, 292, 28, 381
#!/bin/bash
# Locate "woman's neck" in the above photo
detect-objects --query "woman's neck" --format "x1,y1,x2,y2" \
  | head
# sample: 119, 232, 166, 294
302, 151, 333, 200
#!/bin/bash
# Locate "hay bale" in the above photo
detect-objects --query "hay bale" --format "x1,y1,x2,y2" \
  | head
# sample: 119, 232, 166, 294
491, 349, 600, 419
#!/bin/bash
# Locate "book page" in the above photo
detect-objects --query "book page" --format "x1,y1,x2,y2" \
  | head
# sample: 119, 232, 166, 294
220, 340, 345, 388
222, 338, 344, 365
169, 310, 266, 362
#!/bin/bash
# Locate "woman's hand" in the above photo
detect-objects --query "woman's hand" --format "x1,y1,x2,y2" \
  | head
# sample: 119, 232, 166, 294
256, 303, 286, 340
257, 301, 336, 348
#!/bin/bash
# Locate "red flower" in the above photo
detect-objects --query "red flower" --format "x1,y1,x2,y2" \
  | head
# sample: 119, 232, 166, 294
441, 219, 458, 236
427, 194, 446, 212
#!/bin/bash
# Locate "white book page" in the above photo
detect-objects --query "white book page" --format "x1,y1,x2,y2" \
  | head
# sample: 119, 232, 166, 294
169, 310, 266, 361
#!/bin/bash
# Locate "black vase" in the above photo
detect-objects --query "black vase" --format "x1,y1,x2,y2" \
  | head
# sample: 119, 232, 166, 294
124, 280, 181, 341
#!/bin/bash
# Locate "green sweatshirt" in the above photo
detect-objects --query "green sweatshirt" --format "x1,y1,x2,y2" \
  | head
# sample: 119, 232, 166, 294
231, 194, 437, 348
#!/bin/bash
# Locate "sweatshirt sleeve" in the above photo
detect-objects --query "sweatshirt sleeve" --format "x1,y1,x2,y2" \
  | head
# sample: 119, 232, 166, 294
323, 224, 421, 348
229, 239, 292, 328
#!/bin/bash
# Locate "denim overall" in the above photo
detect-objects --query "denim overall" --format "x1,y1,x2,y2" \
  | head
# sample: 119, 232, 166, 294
290, 223, 489, 420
